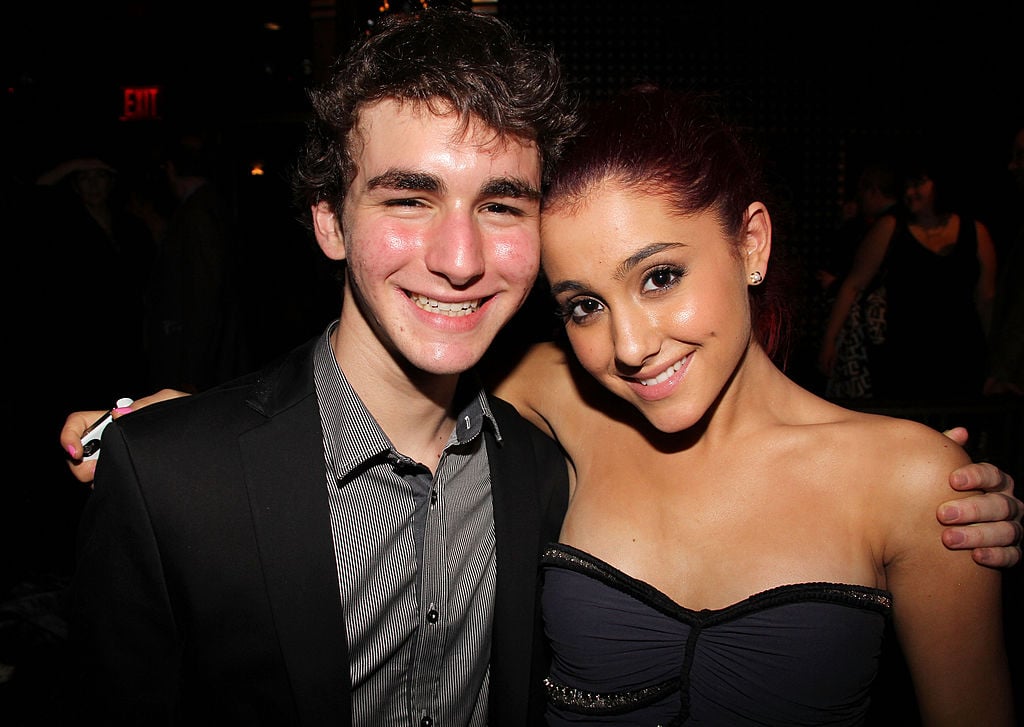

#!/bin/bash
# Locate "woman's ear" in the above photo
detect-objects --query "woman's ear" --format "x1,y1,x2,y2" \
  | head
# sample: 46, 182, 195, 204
742, 201, 771, 279
312, 201, 346, 261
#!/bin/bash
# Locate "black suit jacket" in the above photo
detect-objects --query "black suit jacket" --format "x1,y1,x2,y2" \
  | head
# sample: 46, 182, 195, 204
70, 336, 569, 725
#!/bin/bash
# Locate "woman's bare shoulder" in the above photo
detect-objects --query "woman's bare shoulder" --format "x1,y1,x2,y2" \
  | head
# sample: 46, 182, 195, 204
491, 340, 571, 390
829, 408, 970, 496
488, 340, 577, 428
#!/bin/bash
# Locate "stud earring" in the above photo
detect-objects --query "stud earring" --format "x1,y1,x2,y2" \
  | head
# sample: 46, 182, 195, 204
749, 271, 763, 285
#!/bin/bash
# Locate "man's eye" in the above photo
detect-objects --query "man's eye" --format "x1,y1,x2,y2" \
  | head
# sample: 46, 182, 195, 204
384, 198, 423, 207
482, 202, 524, 216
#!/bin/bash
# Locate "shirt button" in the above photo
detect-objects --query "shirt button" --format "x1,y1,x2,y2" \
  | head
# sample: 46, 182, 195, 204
420, 716, 433, 727
427, 609, 439, 624
430, 490, 437, 505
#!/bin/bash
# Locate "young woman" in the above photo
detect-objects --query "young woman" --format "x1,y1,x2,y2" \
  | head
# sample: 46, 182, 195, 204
492, 86, 1013, 725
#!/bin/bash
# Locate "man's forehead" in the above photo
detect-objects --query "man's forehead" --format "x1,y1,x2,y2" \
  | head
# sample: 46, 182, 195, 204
352, 97, 540, 163
356, 97, 474, 132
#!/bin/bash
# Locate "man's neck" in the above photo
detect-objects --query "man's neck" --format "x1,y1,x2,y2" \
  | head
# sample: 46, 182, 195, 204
330, 321, 461, 471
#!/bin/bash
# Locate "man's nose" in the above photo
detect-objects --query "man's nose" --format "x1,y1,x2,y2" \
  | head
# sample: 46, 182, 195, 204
424, 212, 486, 287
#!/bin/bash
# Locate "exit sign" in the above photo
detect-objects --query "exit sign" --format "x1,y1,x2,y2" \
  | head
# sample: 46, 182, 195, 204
120, 86, 161, 121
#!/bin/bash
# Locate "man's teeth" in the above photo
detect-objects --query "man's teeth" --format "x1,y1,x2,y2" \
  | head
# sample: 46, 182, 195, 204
640, 359, 684, 386
411, 294, 480, 317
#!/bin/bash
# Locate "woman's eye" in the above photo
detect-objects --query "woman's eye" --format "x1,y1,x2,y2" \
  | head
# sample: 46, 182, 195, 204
557, 297, 603, 324
643, 266, 683, 292
573, 299, 602, 318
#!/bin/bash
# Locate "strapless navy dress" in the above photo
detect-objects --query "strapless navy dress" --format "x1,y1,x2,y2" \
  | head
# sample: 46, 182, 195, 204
542, 544, 892, 726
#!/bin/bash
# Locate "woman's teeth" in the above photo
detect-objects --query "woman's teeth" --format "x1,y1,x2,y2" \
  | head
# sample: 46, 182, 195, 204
640, 358, 684, 386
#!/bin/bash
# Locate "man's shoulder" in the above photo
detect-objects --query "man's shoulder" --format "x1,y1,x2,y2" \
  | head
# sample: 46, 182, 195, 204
115, 379, 264, 446
486, 393, 564, 460
122, 337, 321, 436
487, 394, 533, 433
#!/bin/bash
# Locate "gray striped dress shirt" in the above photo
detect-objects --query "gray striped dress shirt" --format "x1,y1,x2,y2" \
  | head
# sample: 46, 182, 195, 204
313, 328, 498, 726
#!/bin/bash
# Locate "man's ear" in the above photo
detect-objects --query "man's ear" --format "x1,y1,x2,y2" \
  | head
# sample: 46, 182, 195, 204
312, 201, 346, 261
742, 201, 771, 278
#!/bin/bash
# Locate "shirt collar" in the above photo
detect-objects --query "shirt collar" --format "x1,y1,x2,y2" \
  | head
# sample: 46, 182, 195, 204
313, 322, 500, 485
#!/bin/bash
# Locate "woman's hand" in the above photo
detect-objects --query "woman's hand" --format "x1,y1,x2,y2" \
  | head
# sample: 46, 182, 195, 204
61, 389, 190, 486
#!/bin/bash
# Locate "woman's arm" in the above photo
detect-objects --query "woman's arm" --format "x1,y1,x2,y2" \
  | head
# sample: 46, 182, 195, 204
818, 215, 896, 375
883, 424, 1014, 725
487, 340, 580, 495
973, 219, 998, 333
486, 340, 571, 440
61, 389, 189, 484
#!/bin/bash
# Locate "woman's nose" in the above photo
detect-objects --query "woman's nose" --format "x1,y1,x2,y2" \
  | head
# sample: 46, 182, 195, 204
611, 306, 661, 371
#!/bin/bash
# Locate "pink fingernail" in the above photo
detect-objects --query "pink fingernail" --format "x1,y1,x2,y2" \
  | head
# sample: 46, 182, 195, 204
113, 406, 133, 415
66, 444, 77, 458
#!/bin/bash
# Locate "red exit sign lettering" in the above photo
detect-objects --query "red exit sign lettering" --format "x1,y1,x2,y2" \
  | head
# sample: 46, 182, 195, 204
120, 86, 160, 121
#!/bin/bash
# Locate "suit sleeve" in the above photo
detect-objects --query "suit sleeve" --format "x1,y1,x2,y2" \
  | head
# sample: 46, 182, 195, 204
70, 424, 182, 723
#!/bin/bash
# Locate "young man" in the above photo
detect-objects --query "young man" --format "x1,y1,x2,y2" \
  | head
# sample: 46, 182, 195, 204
66, 8, 1020, 727
70, 10, 575, 725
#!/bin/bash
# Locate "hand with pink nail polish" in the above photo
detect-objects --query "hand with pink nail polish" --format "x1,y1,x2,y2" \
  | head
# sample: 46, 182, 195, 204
60, 389, 189, 486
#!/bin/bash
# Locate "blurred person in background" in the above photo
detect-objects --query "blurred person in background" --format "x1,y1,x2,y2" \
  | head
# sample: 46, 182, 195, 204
820, 151, 997, 401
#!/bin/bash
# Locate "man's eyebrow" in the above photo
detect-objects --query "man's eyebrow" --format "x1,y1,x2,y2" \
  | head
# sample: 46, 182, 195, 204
367, 169, 443, 193
364, 171, 538, 201
482, 177, 541, 200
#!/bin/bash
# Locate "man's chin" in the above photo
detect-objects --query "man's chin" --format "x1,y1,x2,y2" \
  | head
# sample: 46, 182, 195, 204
412, 344, 491, 377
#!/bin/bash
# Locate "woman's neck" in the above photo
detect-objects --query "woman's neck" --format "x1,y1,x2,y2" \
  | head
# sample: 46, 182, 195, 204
912, 210, 948, 229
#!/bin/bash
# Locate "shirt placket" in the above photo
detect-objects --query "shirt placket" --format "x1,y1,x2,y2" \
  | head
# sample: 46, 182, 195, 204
410, 457, 447, 726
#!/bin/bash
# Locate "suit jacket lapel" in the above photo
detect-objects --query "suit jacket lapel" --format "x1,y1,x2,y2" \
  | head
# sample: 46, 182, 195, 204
487, 406, 546, 725
241, 344, 353, 725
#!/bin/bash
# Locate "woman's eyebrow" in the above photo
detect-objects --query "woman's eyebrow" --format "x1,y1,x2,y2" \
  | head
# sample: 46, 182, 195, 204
549, 279, 587, 297
615, 242, 685, 279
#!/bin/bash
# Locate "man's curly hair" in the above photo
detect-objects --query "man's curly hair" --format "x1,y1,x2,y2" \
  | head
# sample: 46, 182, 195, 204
292, 8, 579, 224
